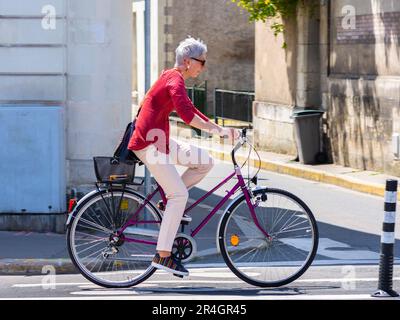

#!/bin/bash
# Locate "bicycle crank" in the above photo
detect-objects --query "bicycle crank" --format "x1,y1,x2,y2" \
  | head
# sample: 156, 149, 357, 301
171, 233, 197, 263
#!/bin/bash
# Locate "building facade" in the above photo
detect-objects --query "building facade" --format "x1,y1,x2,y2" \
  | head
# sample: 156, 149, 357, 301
0, 0, 133, 231
254, 0, 400, 176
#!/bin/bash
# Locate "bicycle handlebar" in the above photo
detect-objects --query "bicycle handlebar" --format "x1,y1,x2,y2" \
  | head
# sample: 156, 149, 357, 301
231, 128, 247, 167
242, 127, 247, 138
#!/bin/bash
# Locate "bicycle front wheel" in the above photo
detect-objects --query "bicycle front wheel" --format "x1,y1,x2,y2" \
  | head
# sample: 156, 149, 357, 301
67, 188, 161, 288
218, 188, 318, 287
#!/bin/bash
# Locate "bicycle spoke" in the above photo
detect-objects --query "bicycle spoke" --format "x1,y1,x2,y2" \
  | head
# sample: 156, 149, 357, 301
88, 204, 114, 231
281, 218, 308, 231
78, 217, 113, 234
278, 211, 304, 232
76, 240, 108, 256
75, 238, 108, 249
273, 226, 312, 235
89, 252, 105, 273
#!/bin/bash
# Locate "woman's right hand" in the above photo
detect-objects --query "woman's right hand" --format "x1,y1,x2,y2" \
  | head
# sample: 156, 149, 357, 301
219, 127, 241, 140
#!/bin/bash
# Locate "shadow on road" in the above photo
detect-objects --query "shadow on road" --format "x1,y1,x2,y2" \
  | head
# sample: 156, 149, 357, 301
128, 285, 340, 296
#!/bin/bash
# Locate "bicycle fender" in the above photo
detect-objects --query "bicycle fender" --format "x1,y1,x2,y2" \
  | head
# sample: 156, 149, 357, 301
65, 189, 99, 226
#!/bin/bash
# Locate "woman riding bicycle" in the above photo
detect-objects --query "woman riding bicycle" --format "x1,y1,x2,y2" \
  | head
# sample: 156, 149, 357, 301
128, 36, 240, 277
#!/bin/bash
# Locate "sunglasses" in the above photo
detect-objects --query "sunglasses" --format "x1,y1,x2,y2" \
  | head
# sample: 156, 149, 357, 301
190, 57, 206, 66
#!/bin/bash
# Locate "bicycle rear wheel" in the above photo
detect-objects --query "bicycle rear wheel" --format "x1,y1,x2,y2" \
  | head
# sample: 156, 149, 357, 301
67, 187, 161, 288
218, 188, 318, 287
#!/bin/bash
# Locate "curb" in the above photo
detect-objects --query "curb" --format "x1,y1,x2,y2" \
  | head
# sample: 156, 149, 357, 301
0, 259, 77, 276
196, 142, 392, 200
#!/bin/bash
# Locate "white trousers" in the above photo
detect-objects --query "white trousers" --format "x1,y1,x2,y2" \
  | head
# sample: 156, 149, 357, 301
133, 138, 214, 252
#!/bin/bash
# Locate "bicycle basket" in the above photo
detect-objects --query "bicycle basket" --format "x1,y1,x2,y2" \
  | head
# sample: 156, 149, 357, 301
93, 157, 136, 183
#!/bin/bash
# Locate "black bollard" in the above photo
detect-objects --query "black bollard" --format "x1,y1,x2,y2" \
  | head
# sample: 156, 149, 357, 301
372, 179, 399, 298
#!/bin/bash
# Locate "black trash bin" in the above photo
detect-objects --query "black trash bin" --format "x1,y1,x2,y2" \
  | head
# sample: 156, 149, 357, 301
291, 109, 325, 165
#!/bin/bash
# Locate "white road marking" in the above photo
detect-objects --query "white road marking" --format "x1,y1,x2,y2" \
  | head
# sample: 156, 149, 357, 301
281, 238, 381, 260
296, 277, 400, 283
11, 275, 400, 290
188, 259, 400, 268
78, 283, 157, 289
12, 282, 90, 288
187, 272, 258, 278
70, 290, 138, 296
3, 294, 396, 300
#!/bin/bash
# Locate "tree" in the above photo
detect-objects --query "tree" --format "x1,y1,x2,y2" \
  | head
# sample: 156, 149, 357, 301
232, 0, 317, 37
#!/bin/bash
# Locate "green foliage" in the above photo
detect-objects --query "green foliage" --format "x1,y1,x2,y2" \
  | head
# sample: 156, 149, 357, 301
232, 0, 316, 37
232, 0, 299, 21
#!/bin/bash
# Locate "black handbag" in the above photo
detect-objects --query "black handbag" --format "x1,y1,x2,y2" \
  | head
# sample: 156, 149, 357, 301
113, 107, 142, 164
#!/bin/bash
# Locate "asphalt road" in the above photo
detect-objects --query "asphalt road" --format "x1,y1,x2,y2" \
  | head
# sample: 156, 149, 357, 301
1, 159, 399, 300
0, 265, 399, 300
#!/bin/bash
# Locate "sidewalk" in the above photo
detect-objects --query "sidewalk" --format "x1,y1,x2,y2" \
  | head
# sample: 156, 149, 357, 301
1, 134, 399, 276
0, 231, 75, 275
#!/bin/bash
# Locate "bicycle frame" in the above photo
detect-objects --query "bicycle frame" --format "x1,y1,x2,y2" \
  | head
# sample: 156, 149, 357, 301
116, 164, 270, 246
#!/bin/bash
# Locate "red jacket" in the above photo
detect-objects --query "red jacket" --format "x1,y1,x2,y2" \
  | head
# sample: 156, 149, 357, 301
128, 68, 209, 154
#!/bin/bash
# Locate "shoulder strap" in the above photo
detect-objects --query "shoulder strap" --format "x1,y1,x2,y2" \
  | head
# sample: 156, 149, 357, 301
135, 92, 148, 119
135, 101, 143, 119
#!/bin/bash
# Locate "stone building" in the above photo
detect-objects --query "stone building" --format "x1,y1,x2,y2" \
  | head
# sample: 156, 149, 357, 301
253, 0, 400, 176
132, 0, 255, 115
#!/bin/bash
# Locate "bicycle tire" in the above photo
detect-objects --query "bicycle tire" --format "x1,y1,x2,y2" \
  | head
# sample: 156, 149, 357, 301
67, 187, 161, 288
218, 187, 318, 287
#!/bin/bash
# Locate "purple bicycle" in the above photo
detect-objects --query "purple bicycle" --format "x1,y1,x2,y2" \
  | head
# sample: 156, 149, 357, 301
66, 128, 318, 288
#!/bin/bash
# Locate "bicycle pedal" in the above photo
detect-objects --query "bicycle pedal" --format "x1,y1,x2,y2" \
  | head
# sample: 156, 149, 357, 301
157, 200, 165, 211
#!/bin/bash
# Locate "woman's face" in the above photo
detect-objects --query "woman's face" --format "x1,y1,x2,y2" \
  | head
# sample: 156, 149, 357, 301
185, 53, 206, 78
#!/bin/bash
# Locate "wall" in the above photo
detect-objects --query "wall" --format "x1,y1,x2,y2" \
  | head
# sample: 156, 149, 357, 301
0, 0, 67, 231
253, 0, 400, 176
326, 0, 400, 175
164, 0, 255, 115
66, 0, 133, 185
0, 0, 66, 103
253, 5, 321, 155
0, 0, 133, 187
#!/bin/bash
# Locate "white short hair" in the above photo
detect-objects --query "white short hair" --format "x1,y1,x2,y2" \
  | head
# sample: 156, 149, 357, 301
174, 36, 207, 68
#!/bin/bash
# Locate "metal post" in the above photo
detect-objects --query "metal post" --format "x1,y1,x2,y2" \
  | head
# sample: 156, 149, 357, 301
204, 80, 208, 116
144, 0, 152, 197
213, 88, 217, 125
221, 90, 224, 127
372, 179, 399, 297
247, 93, 250, 124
